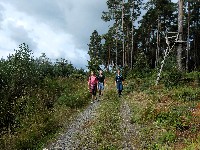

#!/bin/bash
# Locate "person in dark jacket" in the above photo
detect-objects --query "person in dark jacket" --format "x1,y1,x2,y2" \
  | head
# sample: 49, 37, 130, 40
97, 70, 105, 97
115, 69, 124, 97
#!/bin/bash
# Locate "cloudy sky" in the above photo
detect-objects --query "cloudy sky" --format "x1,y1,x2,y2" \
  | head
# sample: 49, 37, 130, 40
0, 0, 178, 69
0, 0, 112, 69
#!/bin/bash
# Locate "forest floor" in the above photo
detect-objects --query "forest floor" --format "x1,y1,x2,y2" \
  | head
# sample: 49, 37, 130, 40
43, 79, 137, 150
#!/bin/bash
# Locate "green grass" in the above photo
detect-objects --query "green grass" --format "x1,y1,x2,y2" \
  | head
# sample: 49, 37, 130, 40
89, 89, 122, 149
1, 71, 200, 150
125, 71, 200, 149
93, 91, 121, 149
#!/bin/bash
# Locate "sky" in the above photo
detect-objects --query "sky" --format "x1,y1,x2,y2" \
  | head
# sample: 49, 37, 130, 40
0, 0, 111, 69
0, 0, 178, 69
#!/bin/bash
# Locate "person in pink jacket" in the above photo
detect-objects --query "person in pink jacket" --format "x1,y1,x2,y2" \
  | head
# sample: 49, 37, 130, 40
88, 71, 98, 103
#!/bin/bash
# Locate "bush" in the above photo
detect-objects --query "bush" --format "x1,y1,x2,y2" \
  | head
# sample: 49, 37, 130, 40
172, 87, 200, 101
0, 43, 89, 149
57, 78, 90, 108
155, 106, 191, 131
158, 130, 176, 144
0, 43, 39, 130
162, 70, 183, 87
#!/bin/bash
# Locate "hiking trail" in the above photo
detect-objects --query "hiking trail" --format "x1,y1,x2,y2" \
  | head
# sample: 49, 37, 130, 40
43, 79, 137, 150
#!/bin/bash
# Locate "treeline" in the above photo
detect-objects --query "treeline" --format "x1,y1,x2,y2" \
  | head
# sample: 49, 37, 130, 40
0, 43, 88, 149
88, 0, 200, 73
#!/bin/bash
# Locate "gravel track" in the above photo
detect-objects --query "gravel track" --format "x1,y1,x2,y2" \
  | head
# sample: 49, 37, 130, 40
120, 98, 136, 150
44, 100, 100, 150
43, 95, 137, 150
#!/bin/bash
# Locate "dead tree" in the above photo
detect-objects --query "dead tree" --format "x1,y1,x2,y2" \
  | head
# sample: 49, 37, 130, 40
155, 32, 179, 85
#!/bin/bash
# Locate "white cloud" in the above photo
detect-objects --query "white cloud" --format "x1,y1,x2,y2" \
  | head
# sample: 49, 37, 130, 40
0, 0, 109, 69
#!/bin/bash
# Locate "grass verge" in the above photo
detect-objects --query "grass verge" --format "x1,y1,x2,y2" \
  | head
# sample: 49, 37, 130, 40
125, 74, 200, 149
81, 88, 122, 149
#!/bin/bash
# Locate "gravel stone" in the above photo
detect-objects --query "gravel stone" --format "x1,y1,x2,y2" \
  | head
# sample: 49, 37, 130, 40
120, 99, 136, 150
44, 100, 100, 150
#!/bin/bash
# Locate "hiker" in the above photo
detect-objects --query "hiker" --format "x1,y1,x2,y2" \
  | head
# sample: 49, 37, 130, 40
97, 70, 105, 97
115, 69, 124, 97
88, 71, 98, 103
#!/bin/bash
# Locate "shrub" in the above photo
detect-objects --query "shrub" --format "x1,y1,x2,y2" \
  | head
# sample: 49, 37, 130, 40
172, 87, 200, 101
162, 70, 183, 87
158, 130, 176, 144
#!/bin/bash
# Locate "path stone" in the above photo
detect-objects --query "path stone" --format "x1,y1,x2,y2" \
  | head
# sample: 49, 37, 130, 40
120, 99, 136, 150
44, 100, 100, 150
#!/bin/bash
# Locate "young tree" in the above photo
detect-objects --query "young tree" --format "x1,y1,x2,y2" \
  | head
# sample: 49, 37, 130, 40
0, 43, 37, 132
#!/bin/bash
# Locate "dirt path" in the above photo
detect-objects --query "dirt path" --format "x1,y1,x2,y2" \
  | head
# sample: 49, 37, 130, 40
44, 100, 100, 150
43, 79, 137, 150
120, 98, 137, 150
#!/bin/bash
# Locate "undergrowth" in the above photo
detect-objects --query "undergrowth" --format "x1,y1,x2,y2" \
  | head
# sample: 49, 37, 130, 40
125, 70, 200, 149
79, 79, 122, 150
92, 90, 121, 149
0, 77, 90, 150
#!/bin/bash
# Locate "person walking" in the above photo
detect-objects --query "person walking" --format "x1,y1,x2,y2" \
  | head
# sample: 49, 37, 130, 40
115, 69, 124, 97
97, 70, 105, 97
88, 71, 98, 103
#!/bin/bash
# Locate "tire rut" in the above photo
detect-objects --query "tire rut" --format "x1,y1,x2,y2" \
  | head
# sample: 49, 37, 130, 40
120, 98, 136, 150
44, 100, 100, 150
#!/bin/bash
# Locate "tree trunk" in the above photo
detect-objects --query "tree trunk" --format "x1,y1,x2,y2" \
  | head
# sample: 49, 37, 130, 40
125, 24, 129, 67
131, 0, 135, 69
156, 15, 160, 68
115, 2, 118, 69
156, 33, 179, 85
186, 1, 190, 72
108, 44, 111, 71
116, 20, 118, 68
122, 0, 125, 67
177, 0, 183, 71
131, 22, 134, 69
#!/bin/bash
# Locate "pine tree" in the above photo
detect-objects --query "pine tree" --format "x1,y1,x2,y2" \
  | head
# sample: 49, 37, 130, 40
102, 27, 116, 71
87, 30, 102, 71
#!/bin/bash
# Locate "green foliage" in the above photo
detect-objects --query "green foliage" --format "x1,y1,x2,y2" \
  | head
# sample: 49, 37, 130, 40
185, 71, 200, 85
0, 43, 90, 149
125, 69, 155, 93
14, 115, 58, 150
91, 90, 121, 149
125, 70, 200, 149
161, 69, 183, 87
87, 30, 102, 71
172, 86, 200, 101
157, 130, 176, 146
57, 79, 90, 108
0, 43, 38, 130
131, 52, 151, 78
